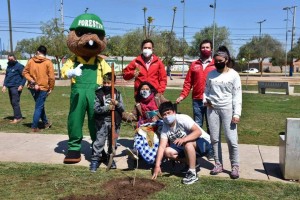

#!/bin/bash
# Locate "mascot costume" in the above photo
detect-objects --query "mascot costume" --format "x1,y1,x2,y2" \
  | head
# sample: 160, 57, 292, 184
62, 13, 111, 163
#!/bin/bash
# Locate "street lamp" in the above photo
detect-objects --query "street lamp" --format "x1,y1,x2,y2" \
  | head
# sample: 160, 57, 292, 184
257, 19, 266, 38
209, 0, 216, 52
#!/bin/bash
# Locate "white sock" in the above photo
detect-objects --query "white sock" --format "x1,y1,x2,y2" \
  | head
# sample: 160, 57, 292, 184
189, 168, 196, 174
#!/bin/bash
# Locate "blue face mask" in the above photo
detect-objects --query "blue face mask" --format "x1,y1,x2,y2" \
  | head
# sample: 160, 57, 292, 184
140, 90, 151, 99
163, 114, 176, 125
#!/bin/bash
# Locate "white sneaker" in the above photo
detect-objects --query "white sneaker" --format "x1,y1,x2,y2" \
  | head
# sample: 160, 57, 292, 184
182, 170, 198, 185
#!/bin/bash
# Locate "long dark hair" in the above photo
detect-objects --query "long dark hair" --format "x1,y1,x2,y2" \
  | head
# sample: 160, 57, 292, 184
214, 46, 235, 68
135, 81, 157, 102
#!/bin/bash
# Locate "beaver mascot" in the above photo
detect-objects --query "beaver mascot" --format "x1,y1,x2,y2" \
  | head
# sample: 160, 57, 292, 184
61, 13, 111, 164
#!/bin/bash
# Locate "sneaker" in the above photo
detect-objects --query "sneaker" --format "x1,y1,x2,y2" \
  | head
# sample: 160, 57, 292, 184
44, 122, 52, 129
230, 165, 239, 179
206, 148, 214, 161
10, 118, 22, 124
210, 163, 223, 175
31, 128, 40, 133
182, 170, 198, 185
125, 148, 138, 160
90, 160, 100, 172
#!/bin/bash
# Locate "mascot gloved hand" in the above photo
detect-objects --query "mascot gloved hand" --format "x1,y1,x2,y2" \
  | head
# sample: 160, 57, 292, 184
66, 64, 83, 78
61, 13, 111, 164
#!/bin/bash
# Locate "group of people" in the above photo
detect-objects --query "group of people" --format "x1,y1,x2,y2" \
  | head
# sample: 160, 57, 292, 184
2, 45, 55, 132
2, 38, 242, 185
111, 38, 242, 185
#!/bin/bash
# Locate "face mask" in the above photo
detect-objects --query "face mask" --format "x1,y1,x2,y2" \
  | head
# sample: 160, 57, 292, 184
215, 62, 226, 70
163, 114, 176, 125
201, 49, 211, 58
140, 90, 151, 99
102, 86, 111, 93
142, 49, 152, 57
7, 61, 16, 66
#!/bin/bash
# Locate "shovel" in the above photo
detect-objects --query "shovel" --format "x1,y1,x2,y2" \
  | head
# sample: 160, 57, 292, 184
106, 63, 116, 171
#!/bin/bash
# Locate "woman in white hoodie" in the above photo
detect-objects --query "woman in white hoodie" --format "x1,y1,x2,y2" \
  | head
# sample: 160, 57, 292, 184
204, 46, 242, 179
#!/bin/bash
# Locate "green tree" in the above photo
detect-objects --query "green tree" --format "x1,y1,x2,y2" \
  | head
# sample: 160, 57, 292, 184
104, 36, 124, 56
189, 24, 231, 56
15, 18, 70, 79
269, 49, 286, 73
238, 34, 284, 75
147, 16, 155, 38
40, 18, 70, 79
122, 28, 145, 56
15, 38, 40, 58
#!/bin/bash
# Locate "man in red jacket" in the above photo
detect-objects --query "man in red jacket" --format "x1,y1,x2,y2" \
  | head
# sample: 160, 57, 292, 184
123, 39, 167, 96
176, 39, 215, 134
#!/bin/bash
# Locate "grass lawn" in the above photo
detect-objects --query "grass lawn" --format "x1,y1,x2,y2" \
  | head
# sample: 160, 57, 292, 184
0, 86, 300, 199
1, 86, 299, 146
0, 162, 299, 200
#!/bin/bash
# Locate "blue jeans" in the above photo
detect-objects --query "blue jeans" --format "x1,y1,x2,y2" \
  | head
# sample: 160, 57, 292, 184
170, 137, 212, 158
8, 86, 22, 119
192, 99, 209, 133
30, 89, 48, 128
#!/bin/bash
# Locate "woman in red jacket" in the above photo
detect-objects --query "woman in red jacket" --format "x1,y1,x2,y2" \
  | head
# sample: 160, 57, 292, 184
123, 39, 167, 97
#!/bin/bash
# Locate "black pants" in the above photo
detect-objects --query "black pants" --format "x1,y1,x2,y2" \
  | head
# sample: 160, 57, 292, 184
8, 86, 22, 119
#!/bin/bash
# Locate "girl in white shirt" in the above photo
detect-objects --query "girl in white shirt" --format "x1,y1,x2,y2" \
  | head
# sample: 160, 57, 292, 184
204, 46, 242, 179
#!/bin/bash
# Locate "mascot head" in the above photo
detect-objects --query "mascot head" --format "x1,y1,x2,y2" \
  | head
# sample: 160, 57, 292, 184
67, 13, 107, 58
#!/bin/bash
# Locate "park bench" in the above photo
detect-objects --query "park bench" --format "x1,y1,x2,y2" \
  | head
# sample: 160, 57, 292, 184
279, 118, 300, 180
258, 81, 294, 95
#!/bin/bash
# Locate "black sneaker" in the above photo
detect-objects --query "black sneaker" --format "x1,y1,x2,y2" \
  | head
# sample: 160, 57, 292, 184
182, 170, 198, 185
90, 160, 100, 172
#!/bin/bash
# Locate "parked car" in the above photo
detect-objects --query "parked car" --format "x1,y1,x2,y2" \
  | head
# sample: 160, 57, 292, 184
242, 68, 259, 73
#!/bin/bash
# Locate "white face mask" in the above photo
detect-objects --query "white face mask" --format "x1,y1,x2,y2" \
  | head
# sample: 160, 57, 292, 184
163, 114, 176, 125
140, 89, 151, 99
142, 49, 153, 57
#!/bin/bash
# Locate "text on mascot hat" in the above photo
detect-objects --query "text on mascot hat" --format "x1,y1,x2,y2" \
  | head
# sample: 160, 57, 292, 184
70, 13, 105, 34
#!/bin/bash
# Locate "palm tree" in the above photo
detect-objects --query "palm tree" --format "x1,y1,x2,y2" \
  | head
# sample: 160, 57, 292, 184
142, 7, 147, 39
169, 7, 177, 57
147, 16, 154, 38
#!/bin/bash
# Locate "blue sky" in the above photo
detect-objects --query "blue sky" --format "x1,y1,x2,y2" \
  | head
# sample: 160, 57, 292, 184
0, 0, 299, 56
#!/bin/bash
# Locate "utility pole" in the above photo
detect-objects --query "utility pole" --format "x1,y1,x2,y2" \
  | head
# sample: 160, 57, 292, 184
283, 7, 289, 77
209, 0, 217, 52
181, 0, 185, 77
289, 6, 297, 76
257, 19, 266, 76
257, 19, 266, 38
7, 0, 13, 52
60, 0, 64, 30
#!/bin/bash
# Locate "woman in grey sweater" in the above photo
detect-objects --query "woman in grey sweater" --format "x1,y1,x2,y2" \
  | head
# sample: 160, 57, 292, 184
204, 46, 242, 179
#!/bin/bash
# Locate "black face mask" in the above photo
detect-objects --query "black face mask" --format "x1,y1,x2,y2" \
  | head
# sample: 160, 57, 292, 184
215, 62, 226, 70
102, 86, 111, 93
7, 61, 17, 66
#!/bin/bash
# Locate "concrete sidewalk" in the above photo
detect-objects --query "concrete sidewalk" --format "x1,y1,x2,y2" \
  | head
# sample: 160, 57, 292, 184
0, 132, 285, 182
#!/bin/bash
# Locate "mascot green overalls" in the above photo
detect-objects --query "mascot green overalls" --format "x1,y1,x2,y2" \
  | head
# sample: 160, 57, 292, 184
62, 13, 111, 163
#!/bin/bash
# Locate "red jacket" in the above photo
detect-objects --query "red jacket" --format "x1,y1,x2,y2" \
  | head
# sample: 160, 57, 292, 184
123, 54, 167, 95
179, 59, 215, 100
